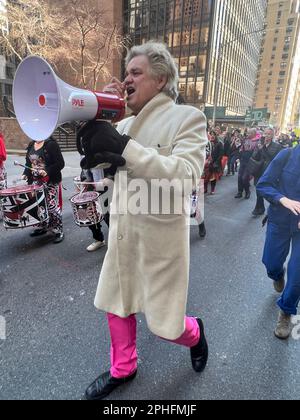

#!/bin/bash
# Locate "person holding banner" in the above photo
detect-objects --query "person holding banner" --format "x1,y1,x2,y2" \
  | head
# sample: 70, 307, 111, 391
80, 42, 209, 401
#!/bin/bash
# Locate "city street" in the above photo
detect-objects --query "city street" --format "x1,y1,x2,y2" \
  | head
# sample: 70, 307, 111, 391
0, 152, 300, 400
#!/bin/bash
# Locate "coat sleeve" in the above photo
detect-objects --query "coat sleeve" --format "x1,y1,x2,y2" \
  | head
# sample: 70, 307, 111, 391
121, 110, 207, 189
45, 140, 65, 179
256, 149, 291, 204
23, 142, 34, 180
0, 136, 7, 164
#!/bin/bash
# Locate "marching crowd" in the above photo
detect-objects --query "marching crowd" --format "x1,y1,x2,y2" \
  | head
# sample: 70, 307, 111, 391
1, 41, 300, 400
204, 124, 297, 216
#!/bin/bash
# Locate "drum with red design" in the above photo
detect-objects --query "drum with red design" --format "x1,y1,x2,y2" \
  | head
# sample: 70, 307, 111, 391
0, 166, 6, 190
73, 176, 87, 193
0, 166, 7, 220
70, 191, 102, 227
0, 184, 49, 229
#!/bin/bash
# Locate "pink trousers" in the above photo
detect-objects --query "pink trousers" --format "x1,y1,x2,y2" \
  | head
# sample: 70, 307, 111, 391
107, 313, 200, 378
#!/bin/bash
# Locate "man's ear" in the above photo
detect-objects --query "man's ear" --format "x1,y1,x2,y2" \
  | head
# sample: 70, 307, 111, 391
157, 75, 168, 91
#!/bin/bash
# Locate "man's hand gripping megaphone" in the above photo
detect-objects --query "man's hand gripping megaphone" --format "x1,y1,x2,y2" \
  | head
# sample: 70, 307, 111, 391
77, 78, 130, 174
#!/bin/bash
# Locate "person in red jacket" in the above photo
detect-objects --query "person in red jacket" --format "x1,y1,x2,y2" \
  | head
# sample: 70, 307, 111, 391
0, 133, 7, 189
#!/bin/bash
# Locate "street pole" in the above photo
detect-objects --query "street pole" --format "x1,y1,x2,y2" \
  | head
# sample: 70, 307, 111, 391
212, 42, 223, 127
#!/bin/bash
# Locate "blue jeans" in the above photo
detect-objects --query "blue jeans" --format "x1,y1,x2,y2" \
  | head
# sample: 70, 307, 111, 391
263, 222, 300, 315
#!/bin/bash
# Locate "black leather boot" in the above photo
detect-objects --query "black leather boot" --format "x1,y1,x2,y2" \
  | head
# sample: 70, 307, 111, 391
30, 228, 47, 237
199, 222, 206, 238
190, 318, 208, 373
85, 370, 137, 401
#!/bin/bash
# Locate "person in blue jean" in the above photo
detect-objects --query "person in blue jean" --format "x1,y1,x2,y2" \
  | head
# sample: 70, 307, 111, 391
256, 146, 300, 339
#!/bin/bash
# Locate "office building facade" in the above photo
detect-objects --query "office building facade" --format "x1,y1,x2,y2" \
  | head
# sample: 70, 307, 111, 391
254, 0, 300, 131
124, 0, 267, 118
0, 0, 17, 116
124, 0, 214, 106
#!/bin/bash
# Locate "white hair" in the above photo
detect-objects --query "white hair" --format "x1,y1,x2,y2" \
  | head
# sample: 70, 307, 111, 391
125, 41, 179, 101
248, 128, 257, 137
265, 127, 275, 135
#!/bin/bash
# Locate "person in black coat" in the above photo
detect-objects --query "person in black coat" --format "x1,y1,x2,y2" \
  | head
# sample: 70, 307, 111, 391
251, 128, 282, 216
22, 137, 65, 243
204, 131, 224, 194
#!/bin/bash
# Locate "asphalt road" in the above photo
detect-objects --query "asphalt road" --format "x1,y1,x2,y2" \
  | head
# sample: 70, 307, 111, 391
0, 153, 299, 400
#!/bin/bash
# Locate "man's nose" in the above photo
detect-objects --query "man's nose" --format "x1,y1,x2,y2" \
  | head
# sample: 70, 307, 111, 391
124, 74, 133, 85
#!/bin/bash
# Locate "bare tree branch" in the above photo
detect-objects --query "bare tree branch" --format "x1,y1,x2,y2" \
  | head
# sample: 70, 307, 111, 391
0, 0, 125, 89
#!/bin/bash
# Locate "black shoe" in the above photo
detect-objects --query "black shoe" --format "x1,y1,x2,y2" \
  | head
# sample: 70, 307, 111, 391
30, 228, 47, 237
191, 318, 208, 373
235, 192, 243, 199
85, 370, 137, 401
245, 192, 251, 200
252, 208, 265, 216
199, 223, 206, 238
53, 232, 64, 244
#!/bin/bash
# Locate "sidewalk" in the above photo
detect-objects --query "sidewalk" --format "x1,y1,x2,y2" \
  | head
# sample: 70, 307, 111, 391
7, 149, 26, 156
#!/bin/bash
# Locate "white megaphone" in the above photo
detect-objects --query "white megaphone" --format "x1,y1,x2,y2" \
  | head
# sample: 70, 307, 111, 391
13, 55, 126, 141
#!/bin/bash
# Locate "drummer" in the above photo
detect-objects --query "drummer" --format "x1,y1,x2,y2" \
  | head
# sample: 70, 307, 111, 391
0, 132, 7, 188
80, 166, 111, 252
22, 137, 65, 244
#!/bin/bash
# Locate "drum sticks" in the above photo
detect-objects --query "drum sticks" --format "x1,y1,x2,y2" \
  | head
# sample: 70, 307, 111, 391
14, 161, 36, 173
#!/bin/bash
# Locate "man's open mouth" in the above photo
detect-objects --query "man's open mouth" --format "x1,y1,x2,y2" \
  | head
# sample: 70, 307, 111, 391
127, 87, 135, 98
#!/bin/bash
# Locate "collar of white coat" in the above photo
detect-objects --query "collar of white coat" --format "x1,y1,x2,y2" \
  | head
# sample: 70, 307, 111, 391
126, 93, 174, 139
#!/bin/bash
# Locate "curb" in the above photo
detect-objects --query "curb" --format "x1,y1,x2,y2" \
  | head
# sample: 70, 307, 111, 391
7, 150, 26, 156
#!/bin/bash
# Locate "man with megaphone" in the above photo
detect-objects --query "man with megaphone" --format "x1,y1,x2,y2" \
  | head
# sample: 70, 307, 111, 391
80, 42, 209, 401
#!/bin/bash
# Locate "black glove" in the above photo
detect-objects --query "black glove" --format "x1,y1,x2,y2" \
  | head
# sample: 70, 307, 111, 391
77, 121, 130, 170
